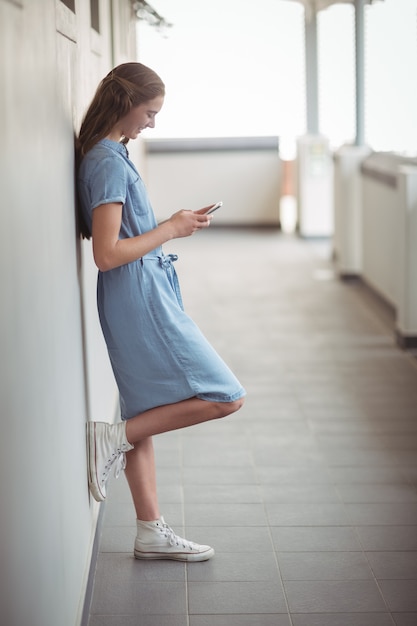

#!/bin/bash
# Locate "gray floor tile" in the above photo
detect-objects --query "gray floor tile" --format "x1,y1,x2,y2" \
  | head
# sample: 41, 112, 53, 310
89, 617, 188, 626
181, 465, 258, 485
93, 552, 186, 585
323, 448, 404, 467
402, 467, 417, 486
284, 579, 386, 612
260, 483, 340, 503
356, 526, 417, 551
87, 231, 417, 625
103, 502, 136, 526
278, 551, 373, 580
291, 614, 395, 626
251, 433, 317, 448
188, 581, 287, 614
183, 484, 261, 503
329, 466, 410, 484
153, 483, 183, 503
181, 433, 248, 452
157, 505, 185, 527
392, 613, 417, 626
381, 434, 417, 450
337, 483, 417, 503
379, 580, 417, 611
266, 502, 349, 526
153, 429, 182, 445
184, 503, 268, 526
91, 578, 187, 615
184, 525, 274, 552
106, 475, 133, 502
256, 465, 333, 485
271, 525, 362, 551
366, 551, 417, 579
190, 616, 291, 626
394, 451, 417, 466
187, 551, 279, 582
99, 526, 136, 553
182, 446, 252, 467
345, 503, 417, 525
252, 446, 326, 467
104, 501, 183, 527
153, 448, 182, 467
152, 466, 182, 485
317, 433, 388, 450
310, 418, 417, 435
248, 418, 310, 436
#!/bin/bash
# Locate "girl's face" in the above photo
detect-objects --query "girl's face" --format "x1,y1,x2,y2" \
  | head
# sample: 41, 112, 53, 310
108, 95, 164, 142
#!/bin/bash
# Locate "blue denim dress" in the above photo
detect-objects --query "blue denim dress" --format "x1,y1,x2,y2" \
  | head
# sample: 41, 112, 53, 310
78, 139, 245, 419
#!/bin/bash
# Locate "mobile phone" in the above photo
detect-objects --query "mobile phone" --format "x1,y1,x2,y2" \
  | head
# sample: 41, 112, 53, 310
205, 201, 223, 215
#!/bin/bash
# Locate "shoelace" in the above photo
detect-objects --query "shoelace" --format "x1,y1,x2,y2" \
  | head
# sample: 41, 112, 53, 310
161, 523, 197, 551
102, 449, 126, 483
113, 450, 127, 478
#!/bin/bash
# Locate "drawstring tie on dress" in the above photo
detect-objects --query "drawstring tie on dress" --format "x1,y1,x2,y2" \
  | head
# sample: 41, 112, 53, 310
158, 253, 178, 269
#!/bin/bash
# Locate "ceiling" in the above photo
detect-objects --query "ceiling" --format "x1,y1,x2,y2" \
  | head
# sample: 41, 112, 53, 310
133, 0, 384, 32
291, 0, 381, 11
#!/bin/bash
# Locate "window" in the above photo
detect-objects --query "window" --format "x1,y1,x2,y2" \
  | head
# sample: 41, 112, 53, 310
91, 0, 100, 33
317, 4, 356, 149
365, 0, 417, 154
137, 0, 305, 140
60, 0, 75, 12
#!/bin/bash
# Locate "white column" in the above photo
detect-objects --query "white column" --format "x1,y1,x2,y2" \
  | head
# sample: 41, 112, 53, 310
355, 0, 366, 146
297, 134, 334, 237
304, 6, 319, 134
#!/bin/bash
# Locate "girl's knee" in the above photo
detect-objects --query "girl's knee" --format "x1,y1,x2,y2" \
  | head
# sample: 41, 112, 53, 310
219, 396, 244, 417
232, 396, 245, 412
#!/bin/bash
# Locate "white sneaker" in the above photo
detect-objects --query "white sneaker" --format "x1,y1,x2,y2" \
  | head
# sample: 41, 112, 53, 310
86, 421, 134, 502
134, 516, 214, 562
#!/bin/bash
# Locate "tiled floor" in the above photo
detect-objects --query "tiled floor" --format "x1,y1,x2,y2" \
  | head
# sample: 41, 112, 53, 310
87, 228, 417, 626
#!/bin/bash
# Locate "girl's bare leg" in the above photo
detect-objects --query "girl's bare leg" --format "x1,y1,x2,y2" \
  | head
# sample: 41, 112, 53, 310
124, 437, 159, 520
86, 397, 243, 504
125, 396, 244, 444
124, 397, 243, 520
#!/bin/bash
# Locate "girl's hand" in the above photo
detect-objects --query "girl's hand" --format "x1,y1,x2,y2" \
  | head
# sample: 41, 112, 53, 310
194, 205, 215, 215
92, 204, 212, 272
168, 209, 212, 238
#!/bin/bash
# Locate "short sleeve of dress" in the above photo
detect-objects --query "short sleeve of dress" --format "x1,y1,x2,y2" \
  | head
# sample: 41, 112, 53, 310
90, 155, 127, 210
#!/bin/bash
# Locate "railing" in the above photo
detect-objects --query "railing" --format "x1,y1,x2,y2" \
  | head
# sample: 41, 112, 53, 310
333, 149, 417, 347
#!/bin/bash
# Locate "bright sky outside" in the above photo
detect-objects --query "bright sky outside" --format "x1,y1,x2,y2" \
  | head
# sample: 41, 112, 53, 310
137, 0, 417, 156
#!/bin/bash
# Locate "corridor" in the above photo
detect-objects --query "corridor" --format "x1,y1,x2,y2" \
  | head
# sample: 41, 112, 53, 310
87, 228, 417, 626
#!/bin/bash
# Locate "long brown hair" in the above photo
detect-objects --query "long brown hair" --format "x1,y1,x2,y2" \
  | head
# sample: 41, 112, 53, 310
75, 62, 165, 238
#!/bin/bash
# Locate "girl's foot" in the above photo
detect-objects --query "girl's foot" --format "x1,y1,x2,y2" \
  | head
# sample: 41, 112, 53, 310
134, 516, 214, 562
86, 421, 134, 501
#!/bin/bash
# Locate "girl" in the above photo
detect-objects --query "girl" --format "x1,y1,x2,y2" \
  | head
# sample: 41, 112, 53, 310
76, 62, 245, 562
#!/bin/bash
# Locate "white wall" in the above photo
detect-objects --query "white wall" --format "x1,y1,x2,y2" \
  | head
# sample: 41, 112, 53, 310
144, 138, 281, 226
0, 1, 137, 625
336, 151, 417, 344
360, 153, 417, 311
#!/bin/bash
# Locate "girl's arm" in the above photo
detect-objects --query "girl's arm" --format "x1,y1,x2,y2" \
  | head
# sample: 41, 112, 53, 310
92, 202, 212, 272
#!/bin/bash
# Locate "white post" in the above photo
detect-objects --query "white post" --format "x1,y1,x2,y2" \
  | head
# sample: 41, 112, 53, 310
355, 0, 366, 146
304, 6, 319, 135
